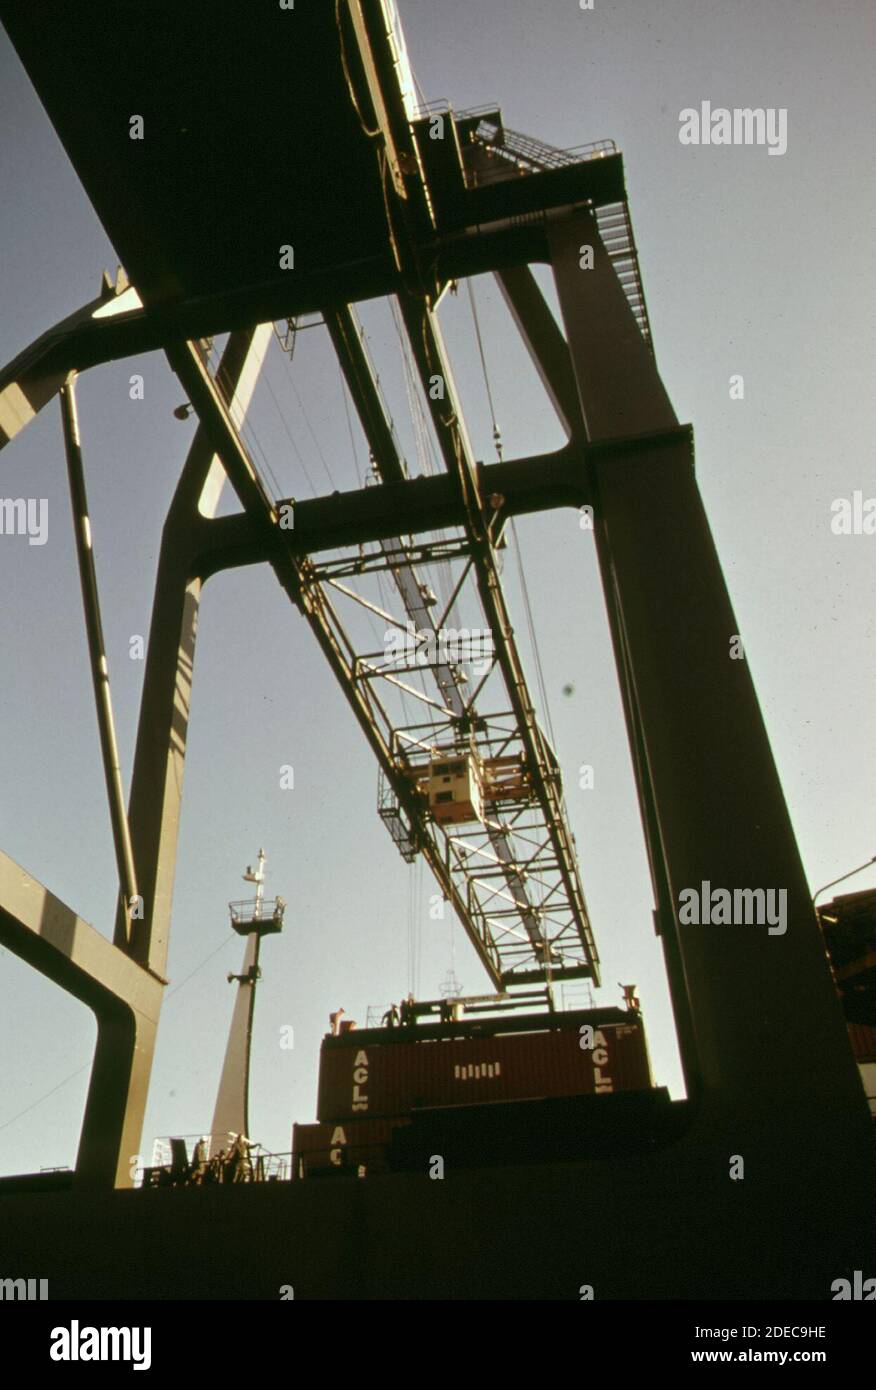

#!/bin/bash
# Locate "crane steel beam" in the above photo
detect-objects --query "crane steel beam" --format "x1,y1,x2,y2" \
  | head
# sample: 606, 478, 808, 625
168, 324, 600, 986
1, 327, 272, 1192
60, 375, 140, 929
325, 307, 408, 483
120, 327, 274, 978
494, 264, 582, 441
324, 298, 597, 980
398, 291, 600, 983
0, 328, 272, 1189
0, 849, 163, 1191
0, 273, 138, 452
0, 225, 544, 387
494, 259, 701, 1088
547, 206, 869, 1139
329, 303, 550, 961
0, 5, 869, 1292
167, 335, 504, 987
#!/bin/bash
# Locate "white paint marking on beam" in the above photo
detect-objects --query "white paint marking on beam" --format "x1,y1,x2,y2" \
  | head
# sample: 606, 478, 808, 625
200, 323, 274, 518
91, 285, 144, 319
0, 381, 37, 440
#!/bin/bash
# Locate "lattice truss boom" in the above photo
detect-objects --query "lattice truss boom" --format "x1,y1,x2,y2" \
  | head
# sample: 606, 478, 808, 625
255, 285, 600, 989
182, 114, 655, 990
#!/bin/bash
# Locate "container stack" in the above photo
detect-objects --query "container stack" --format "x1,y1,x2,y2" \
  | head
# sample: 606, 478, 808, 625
292, 1007, 654, 1178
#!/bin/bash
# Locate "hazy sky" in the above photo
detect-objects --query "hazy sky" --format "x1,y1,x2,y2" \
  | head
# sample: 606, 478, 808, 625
1, 0, 874, 1175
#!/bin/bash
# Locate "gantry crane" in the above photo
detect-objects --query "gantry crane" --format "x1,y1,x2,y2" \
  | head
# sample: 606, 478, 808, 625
0, 0, 864, 1219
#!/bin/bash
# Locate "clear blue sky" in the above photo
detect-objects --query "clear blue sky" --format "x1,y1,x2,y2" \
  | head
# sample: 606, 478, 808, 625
1, 0, 874, 1175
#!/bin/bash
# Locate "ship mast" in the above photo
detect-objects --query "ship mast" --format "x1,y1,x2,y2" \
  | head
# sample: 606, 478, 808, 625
208, 849, 285, 1158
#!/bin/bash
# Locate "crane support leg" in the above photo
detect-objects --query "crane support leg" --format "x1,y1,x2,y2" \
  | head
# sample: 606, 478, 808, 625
495, 261, 701, 1090
0, 328, 270, 1189
0, 850, 162, 1191
118, 328, 272, 983
548, 210, 869, 1154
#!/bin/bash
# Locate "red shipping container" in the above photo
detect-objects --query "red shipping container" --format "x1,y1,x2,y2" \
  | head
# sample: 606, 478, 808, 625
291, 1117, 408, 1179
317, 1015, 651, 1123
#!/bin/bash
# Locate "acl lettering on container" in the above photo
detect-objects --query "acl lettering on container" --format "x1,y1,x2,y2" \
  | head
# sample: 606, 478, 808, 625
317, 1010, 651, 1123
351, 1050, 369, 1112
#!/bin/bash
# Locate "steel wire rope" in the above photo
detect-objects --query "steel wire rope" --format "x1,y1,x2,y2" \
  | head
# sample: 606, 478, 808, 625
374, 562, 416, 733
334, 362, 405, 720
288, 371, 337, 492
322, 338, 419, 734
332, 364, 413, 726
209, 343, 291, 502
391, 299, 456, 624
466, 279, 503, 463
269, 329, 338, 493
466, 278, 559, 753
346, 309, 427, 732
389, 299, 461, 630
260, 333, 418, 768
259, 335, 323, 497
407, 55, 430, 115
411, 304, 483, 551
510, 518, 559, 754
338, 366, 363, 488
